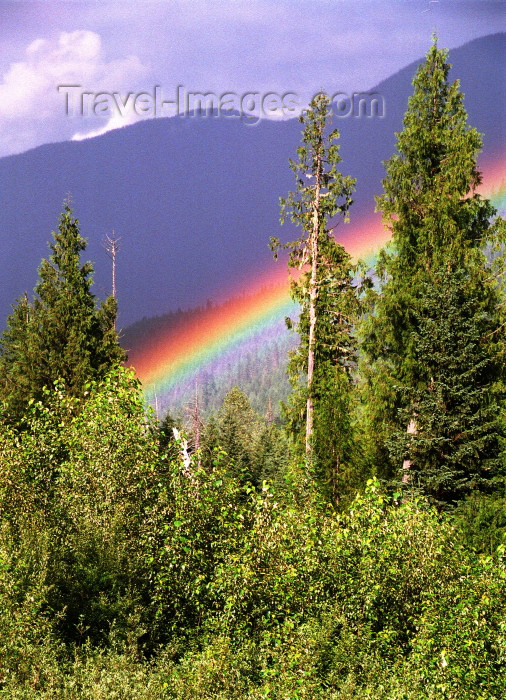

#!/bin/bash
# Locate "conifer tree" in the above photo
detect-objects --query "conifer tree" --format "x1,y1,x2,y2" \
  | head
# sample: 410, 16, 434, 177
0, 203, 126, 422
0, 294, 38, 420
272, 93, 360, 499
252, 421, 291, 492
362, 40, 505, 505
217, 387, 262, 485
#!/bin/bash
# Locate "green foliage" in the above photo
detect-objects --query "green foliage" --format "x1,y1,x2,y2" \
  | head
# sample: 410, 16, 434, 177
452, 491, 506, 555
200, 412, 220, 470
251, 422, 291, 492
0, 204, 125, 424
276, 93, 355, 241
0, 368, 160, 654
1, 391, 505, 699
216, 387, 263, 485
273, 93, 361, 501
48, 368, 160, 647
208, 388, 291, 491
0, 295, 36, 423
361, 40, 505, 505
389, 268, 504, 503
147, 449, 250, 645
0, 515, 64, 693
157, 408, 180, 459
405, 544, 506, 699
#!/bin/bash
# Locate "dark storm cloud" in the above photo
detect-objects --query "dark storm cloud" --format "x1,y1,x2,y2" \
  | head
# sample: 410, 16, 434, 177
0, 0, 504, 155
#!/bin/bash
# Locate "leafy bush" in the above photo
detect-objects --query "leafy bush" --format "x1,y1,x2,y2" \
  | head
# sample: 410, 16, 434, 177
1, 370, 504, 698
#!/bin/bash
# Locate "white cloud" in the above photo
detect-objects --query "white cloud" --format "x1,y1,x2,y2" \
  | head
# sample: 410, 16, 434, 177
71, 102, 140, 141
0, 31, 146, 155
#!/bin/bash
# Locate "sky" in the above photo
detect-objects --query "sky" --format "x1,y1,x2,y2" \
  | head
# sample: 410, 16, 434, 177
0, 0, 504, 158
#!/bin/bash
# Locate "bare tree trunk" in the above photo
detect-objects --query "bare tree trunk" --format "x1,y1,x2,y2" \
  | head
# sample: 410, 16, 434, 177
305, 143, 322, 458
111, 247, 117, 300
193, 377, 202, 469
185, 376, 202, 469
153, 385, 159, 421
103, 233, 120, 329
173, 427, 191, 477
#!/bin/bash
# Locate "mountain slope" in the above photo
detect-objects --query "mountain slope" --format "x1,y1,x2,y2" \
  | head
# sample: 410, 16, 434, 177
0, 34, 503, 330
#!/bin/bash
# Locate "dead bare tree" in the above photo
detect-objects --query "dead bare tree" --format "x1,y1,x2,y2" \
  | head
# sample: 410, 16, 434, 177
185, 376, 203, 469
103, 232, 121, 300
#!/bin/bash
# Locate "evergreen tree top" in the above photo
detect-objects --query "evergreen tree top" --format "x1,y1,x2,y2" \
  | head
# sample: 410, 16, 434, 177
0, 202, 125, 424
376, 40, 496, 269
35, 203, 94, 304
272, 92, 356, 269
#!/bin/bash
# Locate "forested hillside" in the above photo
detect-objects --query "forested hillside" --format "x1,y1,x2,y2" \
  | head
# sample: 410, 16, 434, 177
0, 41, 504, 699
122, 295, 296, 420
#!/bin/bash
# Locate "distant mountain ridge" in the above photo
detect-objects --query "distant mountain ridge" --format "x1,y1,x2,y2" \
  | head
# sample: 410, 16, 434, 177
0, 33, 504, 332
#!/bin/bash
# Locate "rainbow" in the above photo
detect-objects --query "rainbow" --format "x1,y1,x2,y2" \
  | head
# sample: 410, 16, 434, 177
130, 275, 297, 399
129, 155, 505, 410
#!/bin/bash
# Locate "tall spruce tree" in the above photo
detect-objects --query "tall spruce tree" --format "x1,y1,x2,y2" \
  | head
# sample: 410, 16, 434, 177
0, 203, 126, 423
272, 93, 360, 500
362, 39, 505, 506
